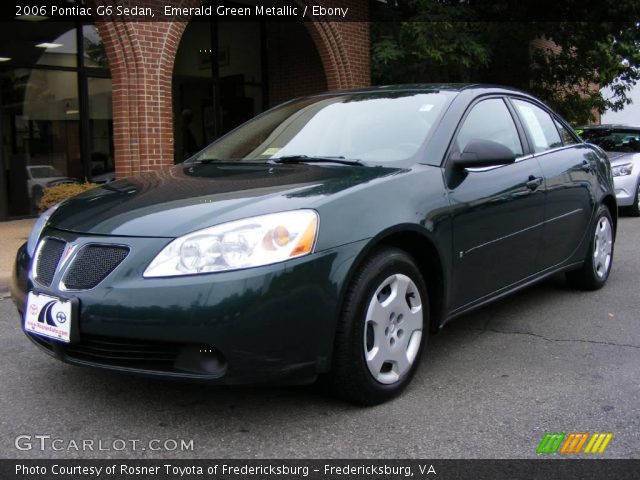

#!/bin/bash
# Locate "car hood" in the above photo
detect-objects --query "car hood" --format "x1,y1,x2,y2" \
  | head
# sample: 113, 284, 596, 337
49, 162, 401, 237
606, 151, 640, 165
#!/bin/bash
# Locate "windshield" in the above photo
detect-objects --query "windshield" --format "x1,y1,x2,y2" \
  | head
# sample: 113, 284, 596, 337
28, 166, 64, 178
190, 91, 455, 164
581, 128, 640, 153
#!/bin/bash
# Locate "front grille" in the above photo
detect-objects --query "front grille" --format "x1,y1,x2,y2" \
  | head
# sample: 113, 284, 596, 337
63, 335, 181, 372
63, 245, 129, 290
35, 238, 66, 287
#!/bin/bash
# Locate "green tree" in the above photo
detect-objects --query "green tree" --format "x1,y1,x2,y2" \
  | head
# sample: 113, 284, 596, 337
371, 0, 640, 124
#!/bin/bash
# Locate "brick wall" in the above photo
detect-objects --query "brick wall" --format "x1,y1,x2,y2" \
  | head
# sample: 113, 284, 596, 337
530, 37, 601, 123
267, 22, 328, 106
93, 0, 370, 179
302, 0, 370, 90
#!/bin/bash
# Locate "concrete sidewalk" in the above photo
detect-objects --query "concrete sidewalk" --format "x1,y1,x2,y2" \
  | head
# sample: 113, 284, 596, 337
0, 218, 34, 295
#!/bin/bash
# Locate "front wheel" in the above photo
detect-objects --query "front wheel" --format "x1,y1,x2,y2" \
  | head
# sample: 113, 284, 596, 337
329, 248, 428, 405
566, 205, 614, 290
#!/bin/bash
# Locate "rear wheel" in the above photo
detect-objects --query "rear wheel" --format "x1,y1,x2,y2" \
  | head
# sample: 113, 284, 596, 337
566, 205, 614, 290
329, 248, 428, 405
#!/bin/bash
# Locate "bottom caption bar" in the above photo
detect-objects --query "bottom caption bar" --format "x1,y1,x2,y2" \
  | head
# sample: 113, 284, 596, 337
3, 459, 639, 480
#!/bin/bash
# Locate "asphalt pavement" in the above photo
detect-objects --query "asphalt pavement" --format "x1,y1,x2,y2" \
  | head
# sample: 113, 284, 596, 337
1, 217, 639, 459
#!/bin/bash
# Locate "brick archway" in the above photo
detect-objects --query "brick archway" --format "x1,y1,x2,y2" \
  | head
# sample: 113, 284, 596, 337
95, 0, 369, 178
297, 1, 370, 90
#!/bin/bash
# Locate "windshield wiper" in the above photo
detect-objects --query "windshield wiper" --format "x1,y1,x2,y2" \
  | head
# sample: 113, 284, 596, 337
269, 155, 363, 166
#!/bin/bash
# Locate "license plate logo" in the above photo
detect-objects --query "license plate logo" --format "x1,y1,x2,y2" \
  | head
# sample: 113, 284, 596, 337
24, 292, 72, 343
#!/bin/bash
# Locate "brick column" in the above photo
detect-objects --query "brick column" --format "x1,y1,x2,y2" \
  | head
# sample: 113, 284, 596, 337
94, 0, 200, 179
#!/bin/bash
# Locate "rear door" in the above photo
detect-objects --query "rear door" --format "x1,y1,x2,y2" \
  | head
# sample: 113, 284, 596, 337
509, 98, 596, 269
446, 97, 546, 310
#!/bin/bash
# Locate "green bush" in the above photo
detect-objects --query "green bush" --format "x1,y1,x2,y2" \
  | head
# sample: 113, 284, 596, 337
39, 182, 98, 213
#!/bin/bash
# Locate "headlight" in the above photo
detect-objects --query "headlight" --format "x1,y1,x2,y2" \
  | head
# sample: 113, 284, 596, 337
144, 210, 319, 277
612, 163, 633, 177
26, 203, 61, 257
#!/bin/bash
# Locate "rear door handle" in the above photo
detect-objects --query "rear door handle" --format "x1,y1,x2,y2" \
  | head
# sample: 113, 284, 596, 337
526, 175, 543, 191
581, 160, 595, 172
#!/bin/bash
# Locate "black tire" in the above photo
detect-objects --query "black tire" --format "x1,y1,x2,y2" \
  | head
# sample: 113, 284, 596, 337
626, 182, 640, 217
566, 205, 614, 290
329, 248, 429, 405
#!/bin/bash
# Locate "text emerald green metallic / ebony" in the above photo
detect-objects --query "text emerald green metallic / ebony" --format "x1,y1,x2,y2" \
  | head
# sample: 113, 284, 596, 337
12, 85, 617, 404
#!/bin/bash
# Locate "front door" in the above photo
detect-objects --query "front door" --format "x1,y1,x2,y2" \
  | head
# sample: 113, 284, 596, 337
446, 97, 546, 310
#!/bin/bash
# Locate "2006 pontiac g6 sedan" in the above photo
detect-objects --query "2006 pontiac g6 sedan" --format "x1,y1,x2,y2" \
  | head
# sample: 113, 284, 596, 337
12, 84, 616, 405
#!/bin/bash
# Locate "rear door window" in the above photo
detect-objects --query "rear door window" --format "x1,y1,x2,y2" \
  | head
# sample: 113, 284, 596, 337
554, 119, 578, 146
512, 99, 562, 153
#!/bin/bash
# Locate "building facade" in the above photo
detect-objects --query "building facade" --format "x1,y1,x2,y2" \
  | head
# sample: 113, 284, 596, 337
0, 0, 370, 219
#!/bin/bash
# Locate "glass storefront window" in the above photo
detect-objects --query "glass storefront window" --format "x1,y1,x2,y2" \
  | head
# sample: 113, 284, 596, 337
87, 77, 114, 183
0, 21, 78, 68
1, 69, 80, 215
173, 21, 214, 162
173, 14, 267, 162
218, 21, 263, 83
0, 20, 112, 218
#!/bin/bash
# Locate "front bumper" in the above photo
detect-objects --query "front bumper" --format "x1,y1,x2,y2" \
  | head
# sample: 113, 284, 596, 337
613, 173, 639, 207
12, 228, 367, 385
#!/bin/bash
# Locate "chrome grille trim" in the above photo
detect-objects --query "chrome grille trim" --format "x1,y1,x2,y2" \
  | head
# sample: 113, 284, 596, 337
33, 237, 66, 287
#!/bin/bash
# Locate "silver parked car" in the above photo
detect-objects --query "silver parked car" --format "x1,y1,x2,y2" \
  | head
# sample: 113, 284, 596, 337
580, 125, 640, 216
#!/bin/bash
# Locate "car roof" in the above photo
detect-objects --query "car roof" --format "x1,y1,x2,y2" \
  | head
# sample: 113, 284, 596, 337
314, 83, 534, 97
580, 124, 640, 131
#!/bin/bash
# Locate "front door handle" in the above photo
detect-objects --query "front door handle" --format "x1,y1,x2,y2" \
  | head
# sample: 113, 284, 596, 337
526, 175, 543, 191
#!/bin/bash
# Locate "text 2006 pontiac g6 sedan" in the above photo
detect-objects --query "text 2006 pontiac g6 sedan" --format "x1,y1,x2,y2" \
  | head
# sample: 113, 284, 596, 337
12, 85, 616, 404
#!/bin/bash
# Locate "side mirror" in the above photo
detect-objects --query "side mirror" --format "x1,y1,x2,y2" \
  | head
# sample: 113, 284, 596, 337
451, 139, 517, 169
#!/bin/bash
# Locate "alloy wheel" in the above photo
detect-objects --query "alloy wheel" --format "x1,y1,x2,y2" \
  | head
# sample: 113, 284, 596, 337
593, 216, 613, 279
363, 273, 423, 384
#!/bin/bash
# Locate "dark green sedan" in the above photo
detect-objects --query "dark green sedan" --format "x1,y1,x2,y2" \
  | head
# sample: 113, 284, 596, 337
12, 85, 616, 404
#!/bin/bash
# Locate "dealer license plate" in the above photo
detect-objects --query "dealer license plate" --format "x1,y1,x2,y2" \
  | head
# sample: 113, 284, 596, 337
24, 292, 72, 343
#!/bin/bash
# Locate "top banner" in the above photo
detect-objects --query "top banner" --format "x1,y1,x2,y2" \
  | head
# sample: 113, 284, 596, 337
9, 1, 367, 22
12, 3, 356, 22
5, 0, 640, 23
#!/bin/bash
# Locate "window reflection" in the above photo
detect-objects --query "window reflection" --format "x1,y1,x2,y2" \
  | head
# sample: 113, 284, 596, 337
35, 28, 77, 68
83, 25, 108, 69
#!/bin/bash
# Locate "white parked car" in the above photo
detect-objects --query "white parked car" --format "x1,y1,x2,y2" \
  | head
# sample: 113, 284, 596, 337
26, 165, 77, 209
580, 125, 640, 216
